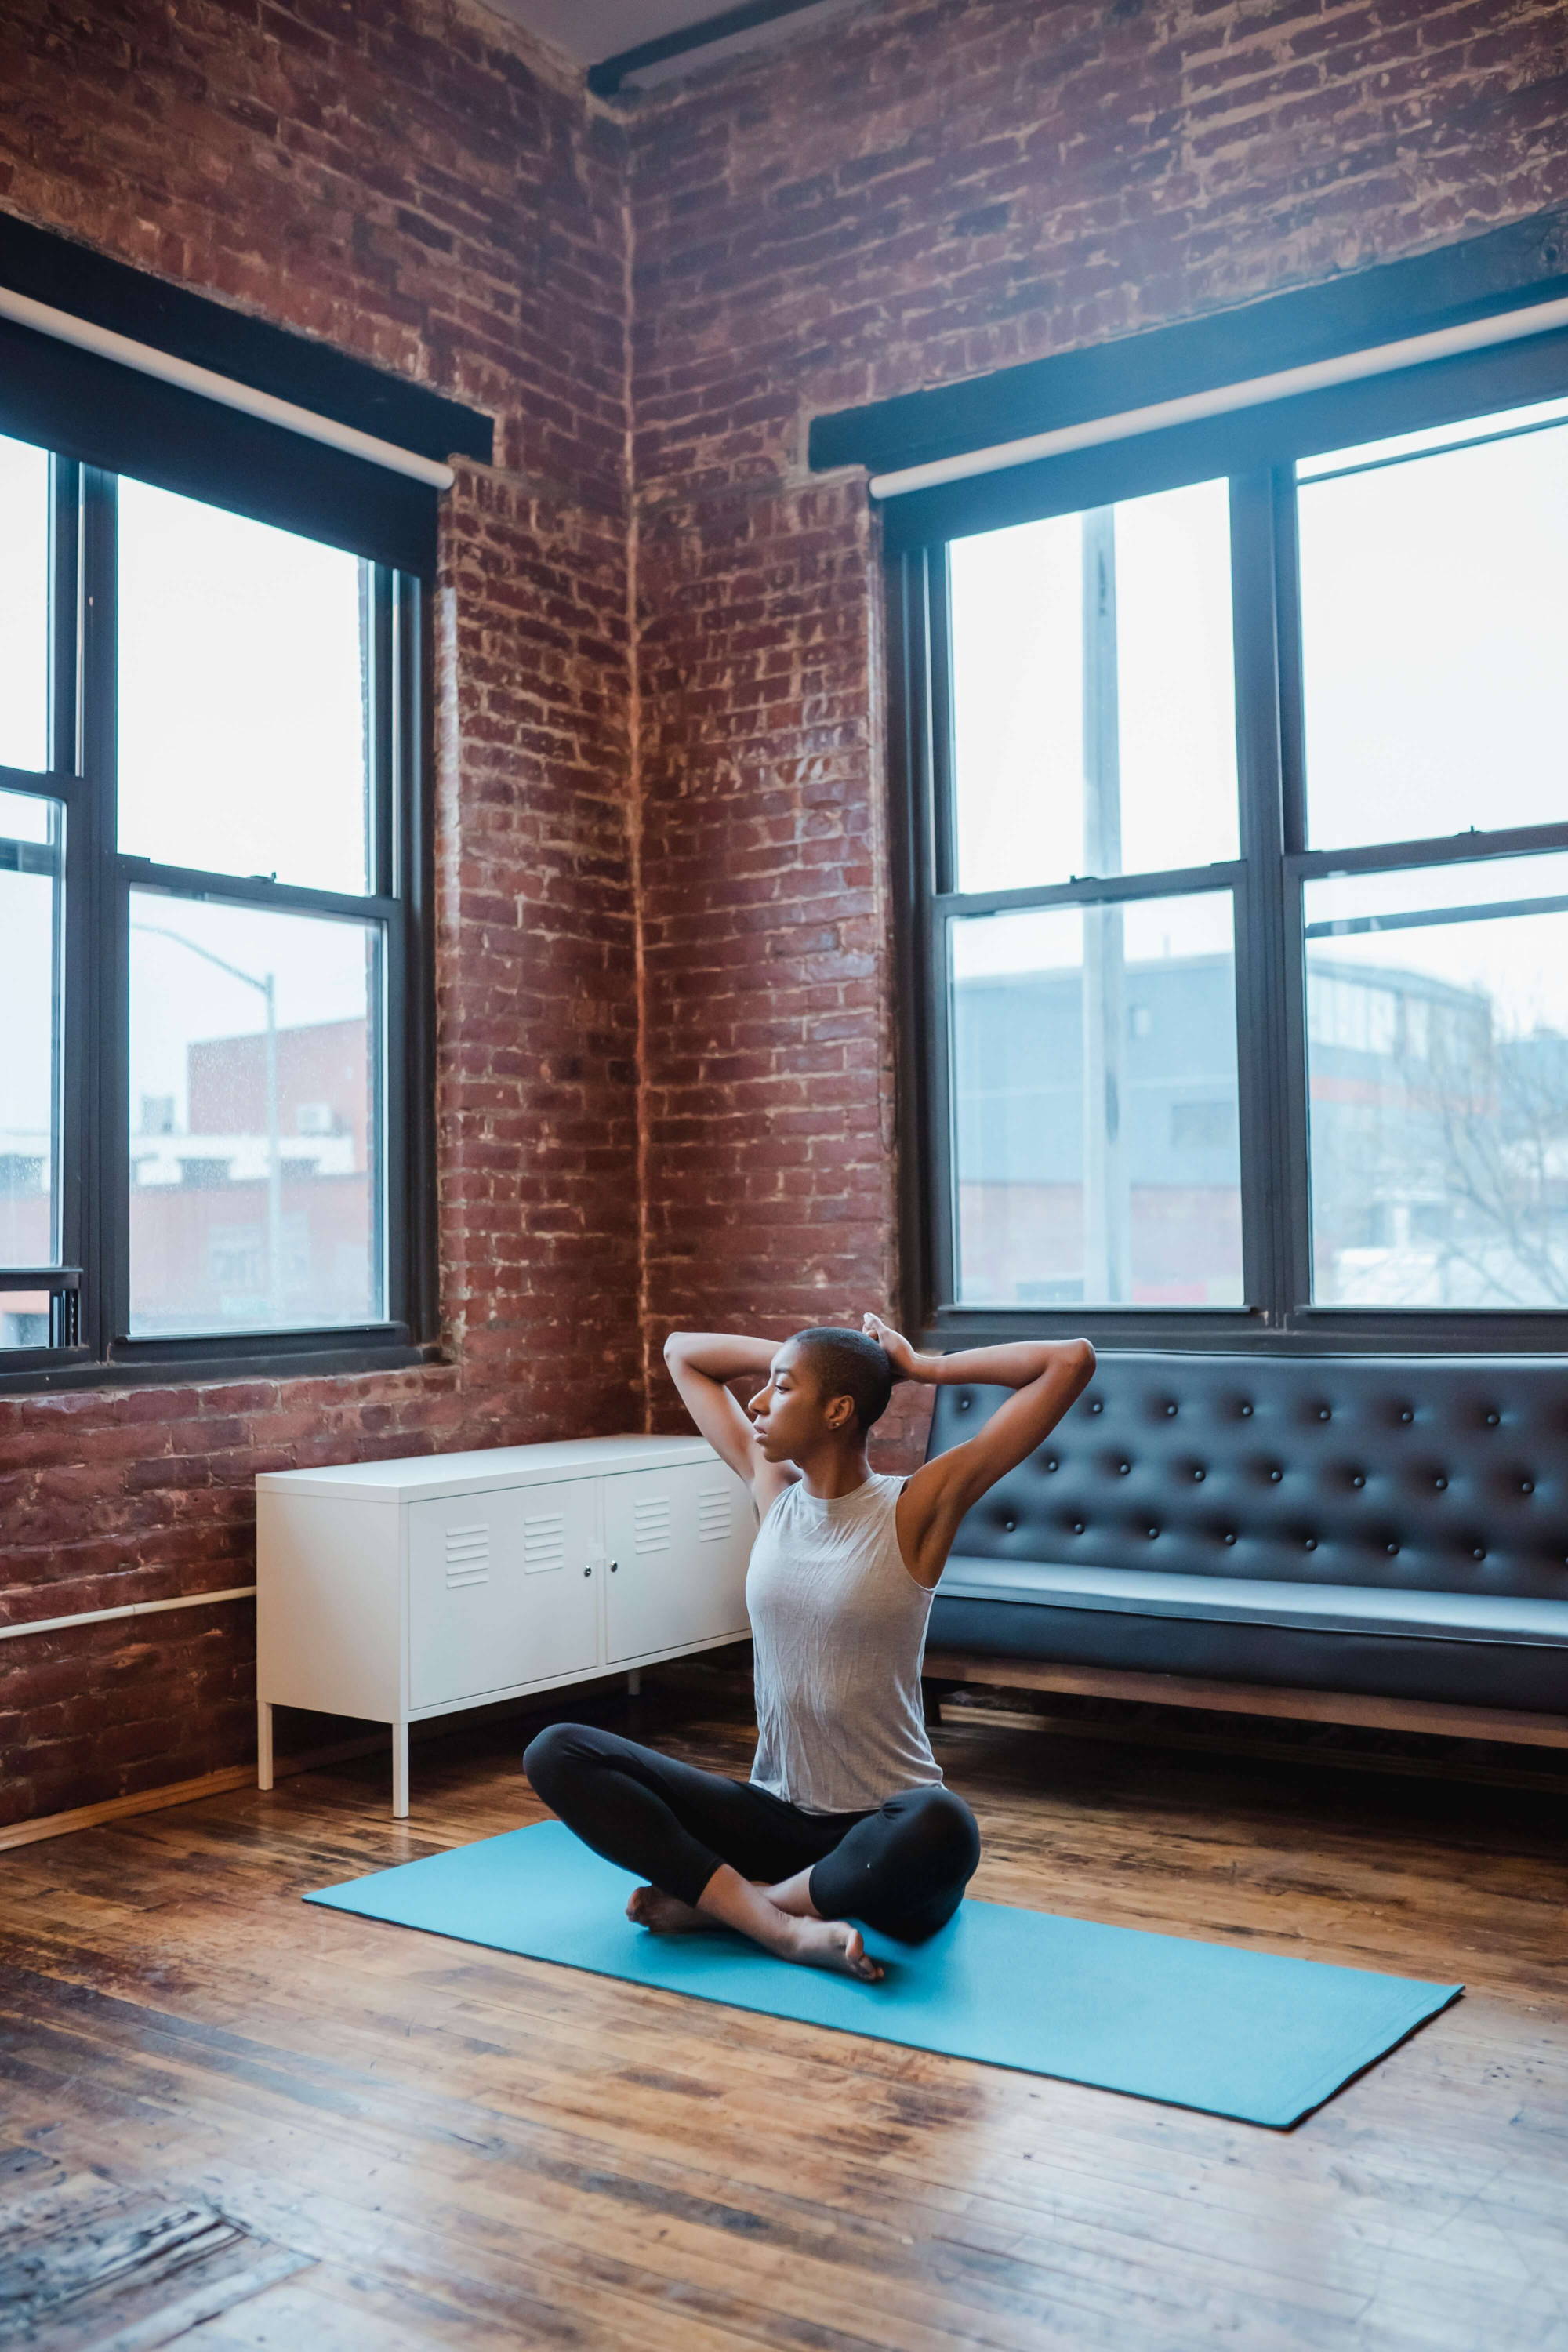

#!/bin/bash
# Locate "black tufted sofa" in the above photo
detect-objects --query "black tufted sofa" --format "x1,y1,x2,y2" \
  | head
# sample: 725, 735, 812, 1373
925, 1354, 1568, 1715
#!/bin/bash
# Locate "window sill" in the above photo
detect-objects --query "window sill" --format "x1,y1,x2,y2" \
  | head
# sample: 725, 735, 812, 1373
922, 1307, 1568, 1356
0, 1332, 445, 1397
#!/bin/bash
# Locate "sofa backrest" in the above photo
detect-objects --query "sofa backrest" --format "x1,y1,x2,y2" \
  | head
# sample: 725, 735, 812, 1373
925, 1352, 1568, 1601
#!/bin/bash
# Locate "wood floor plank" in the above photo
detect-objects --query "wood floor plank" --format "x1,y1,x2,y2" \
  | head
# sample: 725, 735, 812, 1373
2, 1688, 1566, 2350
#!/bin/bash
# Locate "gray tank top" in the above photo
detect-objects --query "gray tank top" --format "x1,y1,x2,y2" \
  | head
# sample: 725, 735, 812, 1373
746, 1471, 942, 1815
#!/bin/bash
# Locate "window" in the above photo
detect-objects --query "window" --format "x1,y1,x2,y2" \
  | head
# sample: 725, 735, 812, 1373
0, 438, 430, 1383
896, 361, 1568, 1344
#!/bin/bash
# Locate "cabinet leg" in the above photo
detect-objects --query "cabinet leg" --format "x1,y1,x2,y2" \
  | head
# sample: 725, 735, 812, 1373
627, 1669, 641, 1697
257, 1700, 274, 1791
392, 1722, 410, 1819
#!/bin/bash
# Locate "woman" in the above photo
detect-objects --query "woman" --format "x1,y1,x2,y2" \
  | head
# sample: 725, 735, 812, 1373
524, 1316, 1094, 1981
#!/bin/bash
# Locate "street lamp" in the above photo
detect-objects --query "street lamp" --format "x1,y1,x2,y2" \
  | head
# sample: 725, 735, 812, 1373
129, 923, 283, 1322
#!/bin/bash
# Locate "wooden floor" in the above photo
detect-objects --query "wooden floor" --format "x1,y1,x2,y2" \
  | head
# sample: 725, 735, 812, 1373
3, 1678, 1567, 2352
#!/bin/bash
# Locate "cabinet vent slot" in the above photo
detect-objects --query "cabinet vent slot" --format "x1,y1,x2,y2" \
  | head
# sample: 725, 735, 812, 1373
445, 1523, 490, 1589
522, 1509, 567, 1572
697, 1486, 731, 1542
633, 1494, 672, 1553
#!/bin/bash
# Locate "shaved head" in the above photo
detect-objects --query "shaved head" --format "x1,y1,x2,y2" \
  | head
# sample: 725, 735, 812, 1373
789, 1327, 895, 1436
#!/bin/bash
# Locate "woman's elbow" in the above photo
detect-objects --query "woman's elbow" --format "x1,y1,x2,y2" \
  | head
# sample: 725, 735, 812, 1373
1065, 1337, 1096, 1381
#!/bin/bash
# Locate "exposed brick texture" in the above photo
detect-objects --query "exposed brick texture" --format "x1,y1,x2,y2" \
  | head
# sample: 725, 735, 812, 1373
5, 0, 1568, 1823
0, 0, 639, 1828
626, 0, 1568, 1468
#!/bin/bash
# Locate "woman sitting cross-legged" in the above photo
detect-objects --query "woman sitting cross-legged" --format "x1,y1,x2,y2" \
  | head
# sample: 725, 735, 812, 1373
524, 1316, 1094, 1983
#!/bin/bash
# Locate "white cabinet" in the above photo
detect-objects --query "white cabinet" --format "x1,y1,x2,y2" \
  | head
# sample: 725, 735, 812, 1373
256, 1436, 753, 1817
407, 1479, 601, 1709
604, 1461, 751, 1663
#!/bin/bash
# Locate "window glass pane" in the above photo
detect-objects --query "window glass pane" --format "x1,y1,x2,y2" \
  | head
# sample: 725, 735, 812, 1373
0, 787, 64, 1273
0, 434, 50, 773
0, 1293, 53, 1348
1305, 853, 1568, 1308
117, 481, 372, 895
129, 894, 383, 1338
1298, 401, 1568, 848
950, 890, 1242, 1306
949, 479, 1238, 895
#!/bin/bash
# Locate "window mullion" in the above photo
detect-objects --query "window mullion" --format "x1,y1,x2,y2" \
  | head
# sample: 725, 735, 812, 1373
1269, 466, 1315, 1320
934, 861, 1245, 920
78, 468, 126, 1355
46, 457, 81, 1314
1232, 468, 1298, 1336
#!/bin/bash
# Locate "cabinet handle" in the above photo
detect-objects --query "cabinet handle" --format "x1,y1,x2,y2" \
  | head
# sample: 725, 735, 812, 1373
610, 1560, 619, 1573
583, 1564, 591, 1577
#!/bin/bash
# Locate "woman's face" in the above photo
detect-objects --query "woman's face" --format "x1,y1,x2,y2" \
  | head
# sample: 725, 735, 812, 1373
747, 1339, 855, 1461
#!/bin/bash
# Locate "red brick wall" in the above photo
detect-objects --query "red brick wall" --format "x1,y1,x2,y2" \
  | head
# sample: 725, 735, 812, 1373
627, 0, 1568, 1469
0, 0, 640, 1827
6, 0, 1568, 1826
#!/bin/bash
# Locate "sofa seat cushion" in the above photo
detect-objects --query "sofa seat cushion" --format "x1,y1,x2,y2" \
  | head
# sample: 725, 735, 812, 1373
937, 1555, 1568, 1648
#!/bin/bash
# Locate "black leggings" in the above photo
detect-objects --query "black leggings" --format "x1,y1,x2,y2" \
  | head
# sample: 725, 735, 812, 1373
524, 1722, 981, 1944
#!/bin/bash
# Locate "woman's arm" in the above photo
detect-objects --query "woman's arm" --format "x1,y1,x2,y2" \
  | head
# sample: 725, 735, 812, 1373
866, 1316, 1095, 1588
662, 1330, 779, 1491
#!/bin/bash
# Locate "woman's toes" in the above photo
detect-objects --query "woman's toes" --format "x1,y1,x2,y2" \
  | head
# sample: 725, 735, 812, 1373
843, 1929, 883, 1981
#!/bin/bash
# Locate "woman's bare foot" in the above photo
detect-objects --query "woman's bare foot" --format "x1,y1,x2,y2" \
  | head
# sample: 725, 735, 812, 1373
781, 1915, 883, 1982
626, 1884, 706, 1933
686, 1861, 881, 1980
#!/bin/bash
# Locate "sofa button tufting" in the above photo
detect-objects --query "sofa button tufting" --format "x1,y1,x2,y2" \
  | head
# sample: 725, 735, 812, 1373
1164, 1403, 1178, 1417
1473, 1547, 1486, 1560
1071, 1520, 1085, 1534
1240, 1403, 1254, 1418
1118, 1461, 1131, 1475
1317, 1407, 1331, 1421
1521, 1479, 1534, 1494
1147, 1526, 1160, 1539
1003, 1517, 1016, 1532
1485, 1411, 1501, 1426
1269, 1467, 1283, 1483
1223, 1531, 1237, 1544
1399, 1408, 1414, 1423
1304, 1536, 1317, 1550
1386, 1543, 1399, 1555
1044, 1457, 1058, 1472
1192, 1467, 1205, 1481
1352, 1474, 1366, 1488
958, 1396, 972, 1410
1434, 1475, 1447, 1490
1089, 1399, 1104, 1414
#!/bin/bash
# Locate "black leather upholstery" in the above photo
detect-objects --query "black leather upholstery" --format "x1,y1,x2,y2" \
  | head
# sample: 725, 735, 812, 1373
924, 1354, 1568, 1711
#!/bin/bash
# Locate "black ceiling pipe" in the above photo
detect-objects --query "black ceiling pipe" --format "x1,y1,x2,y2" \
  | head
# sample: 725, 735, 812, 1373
587, 0, 834, 96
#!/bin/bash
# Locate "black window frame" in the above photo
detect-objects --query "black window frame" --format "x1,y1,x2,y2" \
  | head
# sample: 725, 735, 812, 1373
889, 339, 1568, 1356
0, 452, 438, 1393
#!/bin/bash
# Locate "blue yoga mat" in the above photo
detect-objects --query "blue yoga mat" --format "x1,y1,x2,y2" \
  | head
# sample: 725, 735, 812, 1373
305, 1821, 1460, 2127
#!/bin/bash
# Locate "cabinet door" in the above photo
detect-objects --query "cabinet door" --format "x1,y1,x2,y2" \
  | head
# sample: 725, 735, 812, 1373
603, 1461, 753, 1664
408, 1479, 601, 1710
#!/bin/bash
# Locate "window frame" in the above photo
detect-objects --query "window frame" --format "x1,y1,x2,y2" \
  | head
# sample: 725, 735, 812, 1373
0, 455, 438, 1392
891, 356, 1568, 1355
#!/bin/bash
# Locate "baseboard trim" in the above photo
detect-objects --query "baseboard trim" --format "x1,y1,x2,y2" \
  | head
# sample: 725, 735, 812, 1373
0, 1671, 650, 1853
0, 1733, 387, 1853
922, 1651, 1568, 1748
